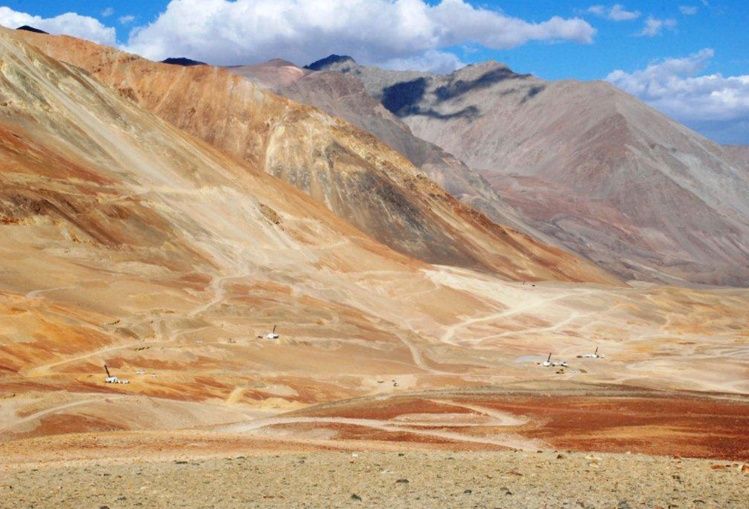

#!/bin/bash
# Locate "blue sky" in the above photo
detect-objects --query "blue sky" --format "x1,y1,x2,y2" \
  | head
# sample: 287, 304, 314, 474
1, 1, 747, 143
5, 0, 747, 80
469, 1, 748, 80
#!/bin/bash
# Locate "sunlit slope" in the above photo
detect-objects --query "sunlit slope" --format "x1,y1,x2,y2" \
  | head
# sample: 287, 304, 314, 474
0, 27, 429, 391
19, 29, 616, 284
312, 57, 749, 285
230, 60, 542, 242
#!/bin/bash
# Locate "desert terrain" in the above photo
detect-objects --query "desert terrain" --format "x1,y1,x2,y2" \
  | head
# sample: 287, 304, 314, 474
3, 449, 748, 508
0, 26, 748, 508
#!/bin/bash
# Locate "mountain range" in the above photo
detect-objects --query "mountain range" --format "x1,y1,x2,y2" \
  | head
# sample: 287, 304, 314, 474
228, 59, 551, 250
238, 54, 749, 286
19, 30, 611, 283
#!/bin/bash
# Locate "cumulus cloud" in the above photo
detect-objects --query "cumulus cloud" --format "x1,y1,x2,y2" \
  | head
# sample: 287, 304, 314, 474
607, 49, 749, 143
119, 15, 136, 25
587, 4, 641, 21
679, 5, 698, 15
608, 4, 641, 20
637, 16, 677, 37
101, 7, 115, 18
0, 6, 116, 45
124, 0, 595, 71
380, 50, 465, 74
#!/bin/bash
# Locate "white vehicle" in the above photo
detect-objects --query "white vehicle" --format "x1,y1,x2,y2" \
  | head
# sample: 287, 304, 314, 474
104, 364, 129, 384
578, 346, 604, 359
264, 325, 279, 340
540, 353, 567, 368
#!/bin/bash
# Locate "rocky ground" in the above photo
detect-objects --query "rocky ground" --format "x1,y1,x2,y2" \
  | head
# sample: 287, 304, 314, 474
3, 450, 747, 508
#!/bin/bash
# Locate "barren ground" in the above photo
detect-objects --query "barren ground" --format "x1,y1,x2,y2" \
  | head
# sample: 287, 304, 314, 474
3, 448, 748, 508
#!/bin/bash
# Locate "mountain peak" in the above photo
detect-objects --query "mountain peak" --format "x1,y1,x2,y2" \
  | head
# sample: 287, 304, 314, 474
450, 60, 527, 82
305, 54, 356, 71
16, 25, 48, 35
161, 57, 207, 67
264, 58, 298, 68
463, 60, 510, 71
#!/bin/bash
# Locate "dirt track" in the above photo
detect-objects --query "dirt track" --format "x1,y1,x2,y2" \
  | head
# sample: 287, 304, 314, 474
3, 386, 748, 462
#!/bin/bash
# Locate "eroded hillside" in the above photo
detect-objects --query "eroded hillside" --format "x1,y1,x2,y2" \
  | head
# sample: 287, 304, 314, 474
230, 60, 539, 241
309, 56, 749, 286
17, 29, 615, 284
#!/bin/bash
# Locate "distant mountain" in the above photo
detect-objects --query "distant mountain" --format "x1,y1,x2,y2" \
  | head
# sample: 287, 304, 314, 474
229, 59, 309, 89
230, 59, 546, 242
18, 30, 614, 283
161, 57, 206, 66
310, 56, 749, 286
16, 25, 48, 34
304, 54, 355, 71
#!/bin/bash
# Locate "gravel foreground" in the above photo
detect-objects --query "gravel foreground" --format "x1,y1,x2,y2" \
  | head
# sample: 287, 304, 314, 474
3, 451, 747, 508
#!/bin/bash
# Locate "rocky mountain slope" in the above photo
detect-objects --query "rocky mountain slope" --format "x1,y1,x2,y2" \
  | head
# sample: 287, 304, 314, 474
228, 60, 537, 239
18, 29, 614, 284
309, 56, 749, 286
724, 145, 749, 172
0, 25, 430, 377
1, 27, 506, 419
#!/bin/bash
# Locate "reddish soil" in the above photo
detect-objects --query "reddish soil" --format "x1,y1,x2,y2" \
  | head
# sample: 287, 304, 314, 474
293, 397, 473, 420
0, 431, 338, 467
461, 395, 749, 460
10, 413, 127, 440
293, 393, 749, 460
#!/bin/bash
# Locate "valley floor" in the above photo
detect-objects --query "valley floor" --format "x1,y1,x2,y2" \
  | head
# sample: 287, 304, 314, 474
2, 449, 747, 508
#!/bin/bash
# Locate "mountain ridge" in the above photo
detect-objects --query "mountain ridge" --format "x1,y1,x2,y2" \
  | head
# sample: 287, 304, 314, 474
228, 59, 551, 244
16, 28, 615, 284
293, 55, 749, 286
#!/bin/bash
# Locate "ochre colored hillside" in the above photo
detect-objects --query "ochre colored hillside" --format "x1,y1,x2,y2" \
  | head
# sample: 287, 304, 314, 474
18, 29, 616, 284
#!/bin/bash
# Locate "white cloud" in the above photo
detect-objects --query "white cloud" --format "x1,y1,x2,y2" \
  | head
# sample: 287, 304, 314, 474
607, 49, 749, 143
380, 50, 465, 74
119, 15, 136, 25
0, 6, 116, 45
637, 16, 677, 37
609, 4, 641, 21
124, 0, 595, 71
587, 4, 641, 21
679, 5, 698, 15
101, 7, 115, 18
